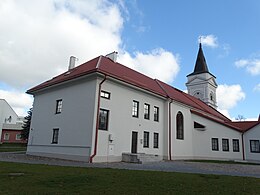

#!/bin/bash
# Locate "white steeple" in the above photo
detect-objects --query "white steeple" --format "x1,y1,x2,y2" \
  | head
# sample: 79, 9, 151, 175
186, 43, 218, 109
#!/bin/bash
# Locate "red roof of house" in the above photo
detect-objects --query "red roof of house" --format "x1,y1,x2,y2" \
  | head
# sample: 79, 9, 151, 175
227, 121, 260, 132
27, 55, 259, 132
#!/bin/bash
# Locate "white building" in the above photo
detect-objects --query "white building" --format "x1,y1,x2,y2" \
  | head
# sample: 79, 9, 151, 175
26, 48, 260, 163
0, 99, 25, 143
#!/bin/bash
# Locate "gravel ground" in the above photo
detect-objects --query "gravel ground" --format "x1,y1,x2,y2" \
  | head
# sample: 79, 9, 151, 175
1, 152, 260, 178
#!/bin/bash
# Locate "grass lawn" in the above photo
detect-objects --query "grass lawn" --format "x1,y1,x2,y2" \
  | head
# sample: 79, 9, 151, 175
0, 143, 27, 152
0, 162, 259, 194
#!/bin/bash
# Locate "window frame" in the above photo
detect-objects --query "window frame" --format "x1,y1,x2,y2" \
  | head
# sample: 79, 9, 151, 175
250, 140, 260, 153
232, 139, 240, 152
144, 103, 150, 120
176, 111, 184, 140
100, 90, 111, 99
98, 109, 109, 131
132, 100, 139, 118
222, 139, 229, 152
55, 99, 63, 114
212, 138, 219, 151
4, 133, 10, 141
52, 128, 59, 144
154, 106, 159, 122
16, 134, 22, 140
143, 131, 149, 148
153, 132, 159, 148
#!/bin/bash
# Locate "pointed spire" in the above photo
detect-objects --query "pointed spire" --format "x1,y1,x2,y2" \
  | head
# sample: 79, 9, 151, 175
193, 43, 209, 74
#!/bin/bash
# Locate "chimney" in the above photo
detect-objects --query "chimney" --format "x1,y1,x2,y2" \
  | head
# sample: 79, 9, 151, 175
68, 56, 77, 70
105, 51, 118, 62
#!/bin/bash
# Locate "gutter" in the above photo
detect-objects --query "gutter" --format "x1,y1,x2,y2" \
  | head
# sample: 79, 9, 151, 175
89, 75, 107, 163
241, 132, 245, 160
168, 100, 173, 160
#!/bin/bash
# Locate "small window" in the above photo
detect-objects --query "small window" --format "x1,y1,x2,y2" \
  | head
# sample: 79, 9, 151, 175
176, 112, 184, 140
4, 133, 10, 140
153, 133, 159, 148
132, 101, 139, 118
154, 106, 159, 122
52, 129, 59, 144
16, 134, 22, 140
144, 103, 150, 120
222, 139, 229, 152
55, 99, 62, 114
99, 109, 109, 130
143, 131, 149, 148
194, 122, 205, 129
250, 140, 260, 153
232, 139, 239, 152
212, 138, 219, 151
101, 91, 110, 99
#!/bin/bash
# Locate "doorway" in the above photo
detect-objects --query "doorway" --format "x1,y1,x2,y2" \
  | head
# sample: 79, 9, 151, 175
131, 131, 138, 153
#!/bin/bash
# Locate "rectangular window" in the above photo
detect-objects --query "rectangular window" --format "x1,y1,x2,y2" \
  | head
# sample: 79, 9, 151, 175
4, 133, 10, 140
154, 133, 159, 148
16, 134, 22, 140
250, 140, 260, 153
55, 99, 62, 114
101, 91, 110, 99
52, 129, 59, 144
132, 100, 139, 117
154, 106, 159, 122
143, 131, 149, 148
99, 109, 109, 130
212, 138, 219, 151
232, 139, 240, 152
144, 103, 150, 120
222, 139, 229, 152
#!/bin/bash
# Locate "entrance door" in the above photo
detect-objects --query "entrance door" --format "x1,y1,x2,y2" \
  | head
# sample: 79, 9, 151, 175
131, 131, 138, 153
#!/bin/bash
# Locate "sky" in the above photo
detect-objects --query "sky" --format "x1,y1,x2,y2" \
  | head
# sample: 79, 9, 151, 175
0, 0, 259, 120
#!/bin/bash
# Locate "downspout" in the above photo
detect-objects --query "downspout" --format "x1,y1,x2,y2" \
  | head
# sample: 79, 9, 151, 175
89, 75, 107, 163
241, 132, 245, 161
168, 100, 173, 160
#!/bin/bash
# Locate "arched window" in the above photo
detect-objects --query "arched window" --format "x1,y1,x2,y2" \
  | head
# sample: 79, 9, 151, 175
176, 111, 184, 140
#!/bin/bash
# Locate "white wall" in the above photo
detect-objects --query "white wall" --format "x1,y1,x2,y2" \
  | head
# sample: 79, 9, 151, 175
27, 76, 98, 161
244, 124, 260, 161
192, 114, 243, 160
170, 103, 194, 159
93, 78, 166, 162
0, 99, 19, 143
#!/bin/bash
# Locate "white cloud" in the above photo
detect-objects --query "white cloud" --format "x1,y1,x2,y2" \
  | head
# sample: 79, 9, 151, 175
0, 0, 123, 88
0, 89, 33, 116
235, 59, 260, 75
199, 35, 218, 48
254, 83, 260, 92
118, 49, 180, 83
217, 84, 246, 117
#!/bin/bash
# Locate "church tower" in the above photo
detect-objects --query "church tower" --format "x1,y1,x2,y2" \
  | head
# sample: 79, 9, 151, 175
186, 43, 218, 109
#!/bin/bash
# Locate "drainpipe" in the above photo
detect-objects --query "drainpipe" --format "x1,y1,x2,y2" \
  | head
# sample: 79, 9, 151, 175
89, 75, 107, 163
168, 100, 173, 160
241, 132, 245, 161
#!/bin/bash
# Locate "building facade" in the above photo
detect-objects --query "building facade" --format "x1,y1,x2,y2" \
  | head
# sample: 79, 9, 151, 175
0, 99, 25, 144
26, 48, 260, 163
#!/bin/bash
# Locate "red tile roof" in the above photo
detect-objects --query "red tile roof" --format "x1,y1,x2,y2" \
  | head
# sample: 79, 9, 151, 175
27, 55, 259, 132
227, 121, 260, 132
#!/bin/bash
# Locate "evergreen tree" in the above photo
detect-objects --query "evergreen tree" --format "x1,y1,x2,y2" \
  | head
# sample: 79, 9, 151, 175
21, 107, 33, 140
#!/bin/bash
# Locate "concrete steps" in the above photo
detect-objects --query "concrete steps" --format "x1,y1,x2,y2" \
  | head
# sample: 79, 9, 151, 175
122, 153, 161, 164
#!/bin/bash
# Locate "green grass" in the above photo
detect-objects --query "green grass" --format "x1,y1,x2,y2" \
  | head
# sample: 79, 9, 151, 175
0, 162, 259, 194
0, 143, 27, 152
188, 159, 260, 166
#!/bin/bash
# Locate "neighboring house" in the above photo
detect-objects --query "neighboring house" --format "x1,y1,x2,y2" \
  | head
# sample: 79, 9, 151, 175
26, 46, 260, 163
0, 99, 26, 144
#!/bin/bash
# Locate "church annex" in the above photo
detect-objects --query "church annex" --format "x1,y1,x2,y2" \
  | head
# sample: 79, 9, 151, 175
26, 45, 260, 163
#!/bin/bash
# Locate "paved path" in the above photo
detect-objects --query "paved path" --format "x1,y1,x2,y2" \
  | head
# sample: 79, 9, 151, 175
1, 152, 260, 178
